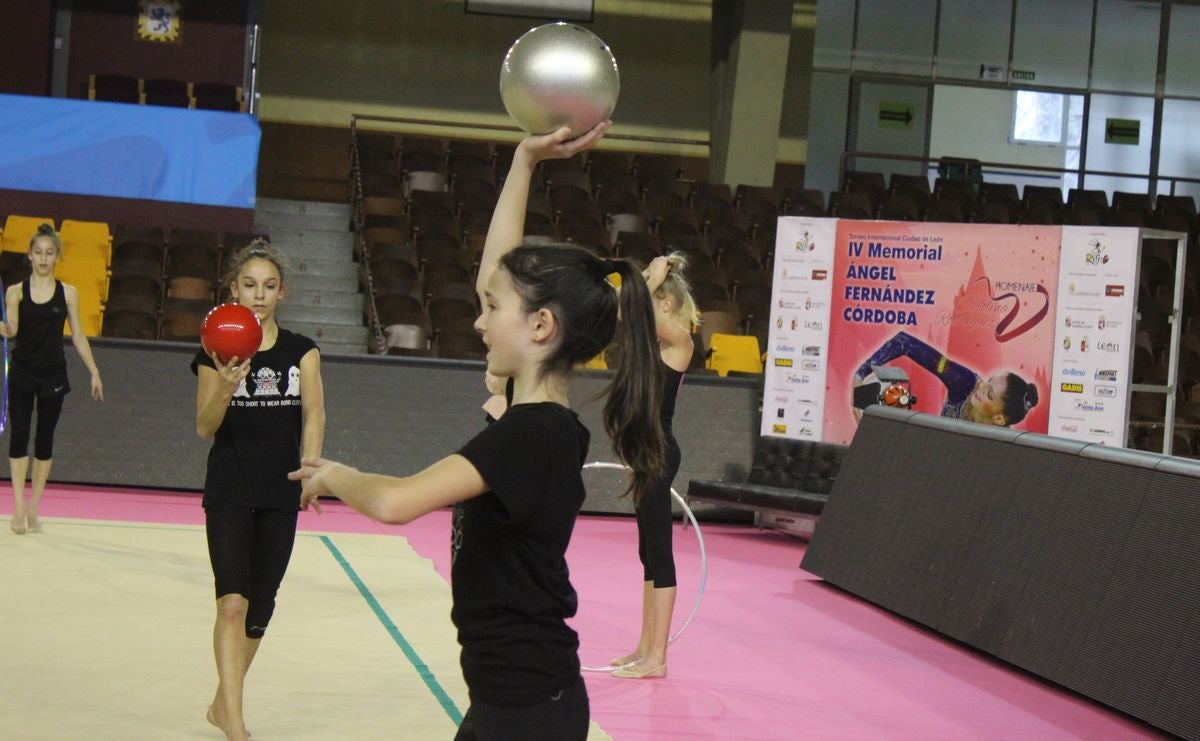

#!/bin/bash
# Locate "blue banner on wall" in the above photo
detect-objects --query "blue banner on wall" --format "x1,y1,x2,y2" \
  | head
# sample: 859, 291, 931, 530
0, 94, 260, 209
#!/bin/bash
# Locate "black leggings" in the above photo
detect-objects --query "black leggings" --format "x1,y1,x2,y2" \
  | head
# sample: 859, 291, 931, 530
7, 385, 65, 460
636, 438, 680, 589
204, 501, 299, 639
453, 677, 589, 741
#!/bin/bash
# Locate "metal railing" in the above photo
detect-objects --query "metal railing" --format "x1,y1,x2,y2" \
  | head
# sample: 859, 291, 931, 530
839, 150, 1200, 197
348, 116, 388, 354
349, 113, 710, 148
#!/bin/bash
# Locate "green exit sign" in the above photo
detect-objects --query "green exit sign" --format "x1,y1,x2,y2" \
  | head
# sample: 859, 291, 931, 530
1011, 69, 1036, 81
1105, 118, 1140, 145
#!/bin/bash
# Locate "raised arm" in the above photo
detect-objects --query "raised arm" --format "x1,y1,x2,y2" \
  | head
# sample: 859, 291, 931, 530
646, 256, 694, 371
63, 283, 104, 400
475, 121, 611, 298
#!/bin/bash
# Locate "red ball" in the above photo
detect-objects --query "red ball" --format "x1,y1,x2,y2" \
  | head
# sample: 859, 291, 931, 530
200, 303, 263, 365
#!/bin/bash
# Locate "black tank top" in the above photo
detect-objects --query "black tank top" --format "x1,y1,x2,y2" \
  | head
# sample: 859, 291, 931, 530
660, 364, 684, 435
12, 279, 68, 375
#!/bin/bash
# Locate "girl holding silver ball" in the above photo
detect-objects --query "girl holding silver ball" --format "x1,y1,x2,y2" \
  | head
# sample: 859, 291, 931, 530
291, 121, 669, 741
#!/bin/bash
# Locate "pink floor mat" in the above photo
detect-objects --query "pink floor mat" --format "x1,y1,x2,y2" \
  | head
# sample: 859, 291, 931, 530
4, 484, 1167, 740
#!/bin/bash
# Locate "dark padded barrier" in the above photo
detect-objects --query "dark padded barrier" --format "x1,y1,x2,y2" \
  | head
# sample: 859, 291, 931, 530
802, 405, 1200, 740
0, 339, 760, 517
686, 436, 847, 516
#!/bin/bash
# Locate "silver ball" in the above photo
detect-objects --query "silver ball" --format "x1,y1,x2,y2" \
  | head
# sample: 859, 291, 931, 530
499, 22, 620, 137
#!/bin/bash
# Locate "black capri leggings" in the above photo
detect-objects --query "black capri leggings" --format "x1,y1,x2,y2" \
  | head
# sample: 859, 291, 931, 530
205, 501, 299, 639
636, 437, 680, 589
7, 384, 65, 460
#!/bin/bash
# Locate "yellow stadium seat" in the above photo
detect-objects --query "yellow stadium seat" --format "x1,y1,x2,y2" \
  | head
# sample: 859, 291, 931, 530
60, 220, 113, 264
707, 333, 763, 376
64, 288, 104, 338
2, 216, 57, 254
56, 254, 110, 300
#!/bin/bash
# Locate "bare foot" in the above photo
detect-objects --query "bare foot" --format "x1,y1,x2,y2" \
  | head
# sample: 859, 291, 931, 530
207, 704, 251, 739
25, 514, 42, 534
206, 705, 223, 734
10, 513, 26, 535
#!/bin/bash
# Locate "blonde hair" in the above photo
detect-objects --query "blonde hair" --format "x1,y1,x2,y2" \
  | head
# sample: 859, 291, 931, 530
643, 251, 700, 331
223, 238, 289, 298
28, 223, 62, 253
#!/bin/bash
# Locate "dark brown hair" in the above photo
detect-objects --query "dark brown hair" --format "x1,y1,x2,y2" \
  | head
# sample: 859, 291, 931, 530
222, 239, 289, 299
501, 245, 665, 501
1001, 373, 1038, 425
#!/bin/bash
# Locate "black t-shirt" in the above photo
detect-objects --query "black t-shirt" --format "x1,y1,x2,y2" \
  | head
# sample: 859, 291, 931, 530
454, 402, 590, 706
191, 328, 318, 509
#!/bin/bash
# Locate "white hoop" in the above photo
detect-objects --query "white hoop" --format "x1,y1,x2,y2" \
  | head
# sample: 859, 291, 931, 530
579, 461, 708, 673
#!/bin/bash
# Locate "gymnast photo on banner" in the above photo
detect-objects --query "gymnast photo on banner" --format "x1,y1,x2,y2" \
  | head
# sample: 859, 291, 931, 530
851, 330, 1039, 428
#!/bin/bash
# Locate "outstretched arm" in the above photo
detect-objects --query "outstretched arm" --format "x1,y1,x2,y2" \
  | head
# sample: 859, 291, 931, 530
291, 454, 488, 525
475, 121, 610, 298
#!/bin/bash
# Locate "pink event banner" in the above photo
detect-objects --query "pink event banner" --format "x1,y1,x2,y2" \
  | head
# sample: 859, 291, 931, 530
825, 221, 1061, 444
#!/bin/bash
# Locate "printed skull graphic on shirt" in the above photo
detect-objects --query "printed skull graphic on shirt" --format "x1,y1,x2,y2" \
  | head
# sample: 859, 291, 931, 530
253, 367, 281, 396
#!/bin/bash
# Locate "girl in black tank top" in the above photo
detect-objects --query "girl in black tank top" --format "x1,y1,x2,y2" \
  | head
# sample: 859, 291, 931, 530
610, 253, 699, 679
2, 224, 104, 535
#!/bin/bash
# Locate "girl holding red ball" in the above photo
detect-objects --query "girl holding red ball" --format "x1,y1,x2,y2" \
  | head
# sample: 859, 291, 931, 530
192, 239, 326, 741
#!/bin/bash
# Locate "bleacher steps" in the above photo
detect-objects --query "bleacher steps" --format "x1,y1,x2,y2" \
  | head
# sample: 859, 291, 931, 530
284, 291, 363, 311
281, 320, 370, 348
286, 257, 358, 281
276, 304, 361, 326
264, 227, 355, 257
256, 197, 349, 216
285, 273, 360, 295
254, 197, 369, 355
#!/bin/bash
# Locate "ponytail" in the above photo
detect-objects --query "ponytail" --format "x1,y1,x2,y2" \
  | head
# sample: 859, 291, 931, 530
501, 244, 665, 501
604, 260, 665, 503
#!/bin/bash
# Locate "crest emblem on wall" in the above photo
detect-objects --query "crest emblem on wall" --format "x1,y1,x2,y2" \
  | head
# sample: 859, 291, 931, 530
137, 0, 182, 44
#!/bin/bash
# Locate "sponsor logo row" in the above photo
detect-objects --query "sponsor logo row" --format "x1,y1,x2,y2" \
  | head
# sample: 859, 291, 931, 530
773, 357, 822, 371
771, 423, 815, 437
1061, 336, 1122, 353
1059, 382, 1117, 397
1060, 368, 1119, 382
1058, 423, 1116, 437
